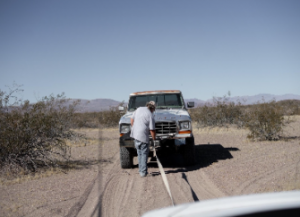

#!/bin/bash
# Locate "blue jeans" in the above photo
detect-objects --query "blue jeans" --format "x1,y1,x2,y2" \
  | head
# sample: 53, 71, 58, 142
134, 140, 149, 176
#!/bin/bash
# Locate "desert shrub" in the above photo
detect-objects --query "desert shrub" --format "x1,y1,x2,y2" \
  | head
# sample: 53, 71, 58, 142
0, 88, 81, 174
190, 95, 288, 141
276, 100, 300, 116
98, 106, 123, 127
190, 95, 245, 128
73, 103, 125, 128
73, 112, 100, 128
243, 101, 284, 140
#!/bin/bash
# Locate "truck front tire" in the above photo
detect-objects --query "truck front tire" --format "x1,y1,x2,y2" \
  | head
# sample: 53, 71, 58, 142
120, 147, 133, 168
183, 136, 196, 166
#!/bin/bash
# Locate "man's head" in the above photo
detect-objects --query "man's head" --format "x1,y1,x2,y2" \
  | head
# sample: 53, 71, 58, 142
146, 101, 156, 113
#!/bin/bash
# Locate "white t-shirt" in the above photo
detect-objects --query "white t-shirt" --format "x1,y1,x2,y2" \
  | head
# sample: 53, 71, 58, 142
130, 107, 155, 143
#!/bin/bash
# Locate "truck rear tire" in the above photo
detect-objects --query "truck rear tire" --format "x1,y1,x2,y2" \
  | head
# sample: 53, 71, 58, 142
120, 147, 133, 168
183, 136, 196, 166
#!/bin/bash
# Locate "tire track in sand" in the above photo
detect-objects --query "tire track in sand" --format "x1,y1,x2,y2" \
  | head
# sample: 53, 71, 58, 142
233, 160, 299, 195
76, 143, 226, 217
98, 156, 225, 217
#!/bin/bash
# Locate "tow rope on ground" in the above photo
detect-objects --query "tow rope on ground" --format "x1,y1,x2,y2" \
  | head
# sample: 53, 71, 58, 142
153, 147, 175, 206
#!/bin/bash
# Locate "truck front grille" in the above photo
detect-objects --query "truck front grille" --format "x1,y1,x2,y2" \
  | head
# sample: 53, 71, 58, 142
155, 122, 177, 134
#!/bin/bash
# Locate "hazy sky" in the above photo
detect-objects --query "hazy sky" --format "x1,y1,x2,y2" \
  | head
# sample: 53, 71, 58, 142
1, 0, 299, 102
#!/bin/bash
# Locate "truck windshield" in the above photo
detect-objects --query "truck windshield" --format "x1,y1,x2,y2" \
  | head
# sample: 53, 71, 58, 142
128, 94, 184, 111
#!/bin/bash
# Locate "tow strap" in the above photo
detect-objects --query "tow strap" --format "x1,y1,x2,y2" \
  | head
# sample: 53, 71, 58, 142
153, 147, 175, 206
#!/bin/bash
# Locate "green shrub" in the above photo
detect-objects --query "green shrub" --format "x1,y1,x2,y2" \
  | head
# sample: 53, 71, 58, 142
0, 88, 81, 174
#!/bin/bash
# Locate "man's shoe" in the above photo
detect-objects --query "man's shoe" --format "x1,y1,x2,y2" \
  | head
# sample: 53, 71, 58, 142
140, 173, 147, 177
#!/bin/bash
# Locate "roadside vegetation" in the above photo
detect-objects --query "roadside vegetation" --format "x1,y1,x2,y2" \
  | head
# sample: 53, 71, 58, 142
0, 86, 82, 178
1, 86, 299, 179
73, 103, 125, 128
72, 94, 300, 141
0, 85, 125, 179
189, 95, 300, 141
70, 93, 300, 141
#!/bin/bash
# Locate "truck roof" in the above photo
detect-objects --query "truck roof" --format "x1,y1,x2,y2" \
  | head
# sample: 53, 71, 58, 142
130, 90, 182, 96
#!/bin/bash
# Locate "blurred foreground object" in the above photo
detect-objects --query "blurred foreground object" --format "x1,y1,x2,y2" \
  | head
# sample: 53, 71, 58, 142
142, 191, 300, 217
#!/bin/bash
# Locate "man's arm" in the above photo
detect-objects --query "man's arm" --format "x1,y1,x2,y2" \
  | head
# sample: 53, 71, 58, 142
131, 118, 134, 126
149, 113, 156, 140
131, 110, 136, 126
150, 130, 156, 141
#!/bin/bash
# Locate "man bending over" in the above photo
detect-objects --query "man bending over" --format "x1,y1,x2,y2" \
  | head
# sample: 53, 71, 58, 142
130, 101, 156, 177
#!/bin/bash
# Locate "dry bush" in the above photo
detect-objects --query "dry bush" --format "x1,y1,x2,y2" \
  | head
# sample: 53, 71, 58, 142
244, 101, 284, 141
73, 112, 100, 128
189, 95, 245, 128
276, 100, 300, 116
73, 103, 126, 128
189, 95, 293, 141
98, 106, 124, 127
0, 87, 82, 175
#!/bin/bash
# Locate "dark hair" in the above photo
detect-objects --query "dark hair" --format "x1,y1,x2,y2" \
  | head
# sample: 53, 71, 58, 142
147, 104, 155, 110
146, 102, 155, 110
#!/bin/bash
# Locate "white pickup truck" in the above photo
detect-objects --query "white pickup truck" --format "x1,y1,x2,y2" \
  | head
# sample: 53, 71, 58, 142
118, 90, 195, 168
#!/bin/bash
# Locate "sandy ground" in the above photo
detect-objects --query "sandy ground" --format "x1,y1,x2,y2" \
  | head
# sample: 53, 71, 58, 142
1, 116, 300, 217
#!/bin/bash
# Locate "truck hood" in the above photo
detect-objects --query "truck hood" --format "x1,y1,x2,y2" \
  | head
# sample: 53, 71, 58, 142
119, 109, 191, 124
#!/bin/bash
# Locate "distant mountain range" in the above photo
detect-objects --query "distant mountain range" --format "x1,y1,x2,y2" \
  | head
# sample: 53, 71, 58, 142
71, 98, 123, 113
74, 94, 300, 112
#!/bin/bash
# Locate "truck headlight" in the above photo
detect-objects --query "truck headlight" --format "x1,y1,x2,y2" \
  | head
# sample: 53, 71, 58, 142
179, 121, 190, 130
120, 124, 131, 134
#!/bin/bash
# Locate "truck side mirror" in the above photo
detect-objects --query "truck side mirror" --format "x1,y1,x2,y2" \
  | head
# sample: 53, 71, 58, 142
187, 102, 194, 108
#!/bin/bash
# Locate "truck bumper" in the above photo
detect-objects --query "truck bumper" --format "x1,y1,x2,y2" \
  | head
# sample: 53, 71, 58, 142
119, 133, 192, 148
119, 136, 135, 148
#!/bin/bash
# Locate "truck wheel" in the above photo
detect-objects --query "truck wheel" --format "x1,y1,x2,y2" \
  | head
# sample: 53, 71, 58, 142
120, 147, 133, 168
183, 136, 196, 166
148, 151, 154, 158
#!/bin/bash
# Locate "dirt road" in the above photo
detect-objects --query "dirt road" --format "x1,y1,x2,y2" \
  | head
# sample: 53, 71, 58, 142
78, 149, 227, 217
77, 117, 300, 217
1, 117, 300, 217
